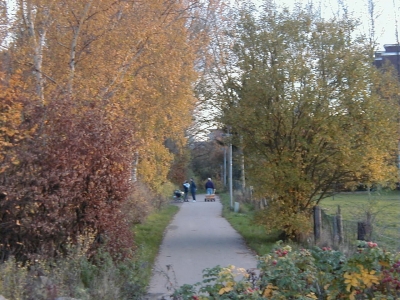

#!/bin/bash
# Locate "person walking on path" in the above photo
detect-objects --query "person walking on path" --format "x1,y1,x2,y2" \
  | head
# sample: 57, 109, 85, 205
205, 178, 215, 195
182, 180, 190, 202
190, 178, 197, 202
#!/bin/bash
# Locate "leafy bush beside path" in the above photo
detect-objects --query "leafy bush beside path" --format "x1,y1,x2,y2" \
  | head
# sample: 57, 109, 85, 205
0, 204, 179, 300
173, 241, 400, 299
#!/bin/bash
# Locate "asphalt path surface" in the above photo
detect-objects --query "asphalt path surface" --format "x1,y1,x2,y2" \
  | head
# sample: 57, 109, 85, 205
145, 194, 258, 300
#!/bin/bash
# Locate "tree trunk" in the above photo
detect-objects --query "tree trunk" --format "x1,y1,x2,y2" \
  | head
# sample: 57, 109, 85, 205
23, 0, 49, 104
68, 0, 93, 97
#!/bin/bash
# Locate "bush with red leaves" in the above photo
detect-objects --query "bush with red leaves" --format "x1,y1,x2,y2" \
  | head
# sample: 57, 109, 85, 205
1, 95, 138, 263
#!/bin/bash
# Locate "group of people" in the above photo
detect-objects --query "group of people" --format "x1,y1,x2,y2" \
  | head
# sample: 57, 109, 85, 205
181, 178, 215, 202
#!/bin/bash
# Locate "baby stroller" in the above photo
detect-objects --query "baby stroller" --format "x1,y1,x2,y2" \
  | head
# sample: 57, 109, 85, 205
173, 189, 184, 202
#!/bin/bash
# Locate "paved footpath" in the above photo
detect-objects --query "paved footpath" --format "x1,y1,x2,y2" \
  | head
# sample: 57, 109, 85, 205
145, 194, 258, 300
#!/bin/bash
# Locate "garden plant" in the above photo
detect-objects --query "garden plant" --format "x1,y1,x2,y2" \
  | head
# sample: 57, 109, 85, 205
172, 241, 400, 299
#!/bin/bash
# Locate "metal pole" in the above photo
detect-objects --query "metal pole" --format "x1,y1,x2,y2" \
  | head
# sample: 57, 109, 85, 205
240, 145, 245, 193
223, 147, 227, 188
228, 128, 233, 208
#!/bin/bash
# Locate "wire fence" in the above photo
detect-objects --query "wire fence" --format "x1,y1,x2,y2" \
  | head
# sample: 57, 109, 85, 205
317, 206, 400, 253
233, 185, 400, 253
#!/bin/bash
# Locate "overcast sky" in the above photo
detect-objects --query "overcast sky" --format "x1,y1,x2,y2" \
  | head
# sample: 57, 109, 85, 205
252, 0, 398, 50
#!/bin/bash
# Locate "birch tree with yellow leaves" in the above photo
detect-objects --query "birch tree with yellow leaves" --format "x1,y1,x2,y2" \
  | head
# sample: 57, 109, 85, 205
0, 0, 221, 261
207, 1, 400, 238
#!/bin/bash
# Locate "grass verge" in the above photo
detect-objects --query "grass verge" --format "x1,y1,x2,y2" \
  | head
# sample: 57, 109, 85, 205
133, 204, 179, 289
319, 190, 400, 221
220, 189, 400, 253
319, 189, 400, 250
218, 193, 279, 256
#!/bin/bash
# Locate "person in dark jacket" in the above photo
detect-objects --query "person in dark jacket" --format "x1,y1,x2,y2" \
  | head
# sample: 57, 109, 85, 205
182, 180, 190, 202
205, 178, 215, 195
190, 178, 197, 202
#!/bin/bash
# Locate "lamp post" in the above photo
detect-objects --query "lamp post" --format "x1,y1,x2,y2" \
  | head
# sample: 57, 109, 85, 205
228, 127, 233, 209
223, 146, 227, 188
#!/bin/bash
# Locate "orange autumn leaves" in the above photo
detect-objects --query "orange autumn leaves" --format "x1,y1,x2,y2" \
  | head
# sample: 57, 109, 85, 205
0, 0, 221, 261
2, 0, 215, 192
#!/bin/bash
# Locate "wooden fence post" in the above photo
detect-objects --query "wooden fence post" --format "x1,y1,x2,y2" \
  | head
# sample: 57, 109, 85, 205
336, 205, 343, 244
314, 206, 321, 243
333, 215, 338, 246
357, 221, 372, 241
358, 222, 367, 240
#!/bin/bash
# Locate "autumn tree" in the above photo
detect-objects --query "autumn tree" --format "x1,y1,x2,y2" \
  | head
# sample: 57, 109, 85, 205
0, 73, 33, 173
4, 0, 214, 191
0, 1, 7, 48
206, 1, 400, 238
190, 139, 225, 182
0, 0, 223, 261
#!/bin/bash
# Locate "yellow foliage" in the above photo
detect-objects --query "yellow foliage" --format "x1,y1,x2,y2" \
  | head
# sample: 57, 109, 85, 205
262, 283, 278, 297
218, 281, 235, 295
7, 0, 208, 193
343, 265, 380, 293
216, 4, 400, 236
305, 292, 318, 299
379, 261, 390, 267
0, 73, 35, 165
